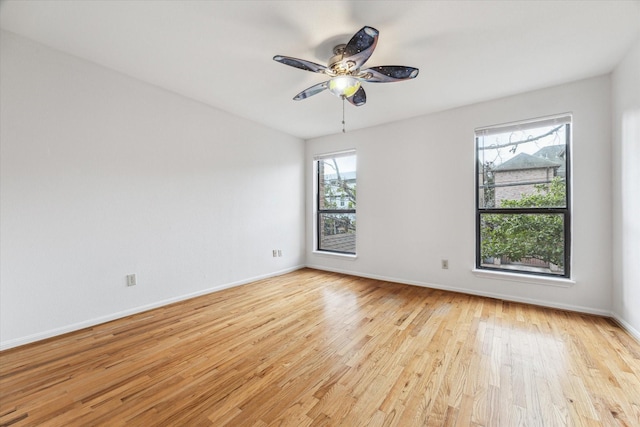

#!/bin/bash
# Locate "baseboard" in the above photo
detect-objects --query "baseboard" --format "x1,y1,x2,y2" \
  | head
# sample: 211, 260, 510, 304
610, 312, 640, 342
305, 264, 612, 317
0, 265, 305, 351
5, 264, 634, 351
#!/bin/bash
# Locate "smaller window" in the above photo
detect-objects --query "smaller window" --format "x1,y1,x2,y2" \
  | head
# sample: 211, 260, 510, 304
315, 152, 356, 254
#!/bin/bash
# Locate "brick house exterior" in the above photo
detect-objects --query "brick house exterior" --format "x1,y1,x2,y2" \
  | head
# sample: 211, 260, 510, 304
492, 146, 565, 207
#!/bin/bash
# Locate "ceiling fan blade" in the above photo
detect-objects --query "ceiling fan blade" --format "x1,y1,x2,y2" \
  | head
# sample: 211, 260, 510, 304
359, 66, 419, 82
273, 55, 328, 73
346, 86, 366, 107
340, 26, 379, 70
293, 81, 329, 101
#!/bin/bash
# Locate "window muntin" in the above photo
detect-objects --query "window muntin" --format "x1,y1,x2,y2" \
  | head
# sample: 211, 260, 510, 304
316, 153, 356, 254
476, 116, 570, 277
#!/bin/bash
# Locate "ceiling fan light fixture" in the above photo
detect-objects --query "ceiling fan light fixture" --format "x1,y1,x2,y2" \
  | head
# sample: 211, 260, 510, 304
273, 25, 418, 108
328, 76, 361, 98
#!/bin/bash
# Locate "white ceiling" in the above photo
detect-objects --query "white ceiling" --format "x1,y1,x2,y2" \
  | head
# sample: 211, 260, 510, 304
1, 0, 639, 139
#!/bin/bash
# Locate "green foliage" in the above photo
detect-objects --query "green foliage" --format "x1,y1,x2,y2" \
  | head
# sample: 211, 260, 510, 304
321, 214, 355, 236
481, 178, 566, 268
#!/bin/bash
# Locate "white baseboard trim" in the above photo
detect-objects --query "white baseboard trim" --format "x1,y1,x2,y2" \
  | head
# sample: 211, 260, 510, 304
0, 265, 305, 351
305, 264, 612, 317
5, 265, 636, 351
610, 312, 640, 342
310, 265, 640, 342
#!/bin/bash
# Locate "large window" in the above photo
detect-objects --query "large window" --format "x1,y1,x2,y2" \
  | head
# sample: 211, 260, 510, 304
476, 115, 571, 277
316, 151, 356, 254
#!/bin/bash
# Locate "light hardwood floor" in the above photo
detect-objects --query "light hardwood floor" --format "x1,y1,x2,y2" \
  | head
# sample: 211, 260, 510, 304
1, 268, 639, 426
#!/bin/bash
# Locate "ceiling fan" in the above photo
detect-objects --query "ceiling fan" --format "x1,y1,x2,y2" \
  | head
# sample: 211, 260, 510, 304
273, 26, 419, 107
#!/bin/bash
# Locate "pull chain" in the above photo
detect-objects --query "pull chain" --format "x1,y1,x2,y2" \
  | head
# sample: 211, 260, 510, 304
342, 96, 346, 133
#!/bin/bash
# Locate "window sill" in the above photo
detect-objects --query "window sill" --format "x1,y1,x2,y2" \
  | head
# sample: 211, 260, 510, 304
472, 268, 575, 287
312, 251, 358, 260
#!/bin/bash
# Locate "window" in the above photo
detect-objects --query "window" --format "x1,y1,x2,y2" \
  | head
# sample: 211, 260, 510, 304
315, 151, 356, 254
476, 115, 571, 277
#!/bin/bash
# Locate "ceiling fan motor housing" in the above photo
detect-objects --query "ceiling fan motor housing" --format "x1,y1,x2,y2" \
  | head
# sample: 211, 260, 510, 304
329, 44, 354, 74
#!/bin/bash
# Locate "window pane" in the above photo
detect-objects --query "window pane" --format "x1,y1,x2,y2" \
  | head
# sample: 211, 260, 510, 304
479, 213, 565, 275
319, 155, 356, 210
478, 124, 567, 209
319, 213, 356, 254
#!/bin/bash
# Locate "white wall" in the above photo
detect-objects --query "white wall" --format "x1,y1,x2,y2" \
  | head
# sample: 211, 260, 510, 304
0, 31, 305, 349
612, 38, 640, 339
3, 27, 635, 350
306, 75, 613, 315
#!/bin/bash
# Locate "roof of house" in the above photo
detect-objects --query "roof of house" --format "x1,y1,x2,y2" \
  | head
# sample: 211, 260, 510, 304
534, 145, 566, 161
493, 152, 560, 172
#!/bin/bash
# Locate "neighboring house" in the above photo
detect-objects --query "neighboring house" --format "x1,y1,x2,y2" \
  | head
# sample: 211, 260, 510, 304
487, 145, 567, 272
321, 171, 356, 209
492, 145, 565, 207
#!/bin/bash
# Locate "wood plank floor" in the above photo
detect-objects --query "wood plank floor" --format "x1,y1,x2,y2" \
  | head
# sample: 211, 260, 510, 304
1, 268, 639, 426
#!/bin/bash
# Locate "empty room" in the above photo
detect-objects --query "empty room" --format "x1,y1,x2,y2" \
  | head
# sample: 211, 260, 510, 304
1, 1, 639, 425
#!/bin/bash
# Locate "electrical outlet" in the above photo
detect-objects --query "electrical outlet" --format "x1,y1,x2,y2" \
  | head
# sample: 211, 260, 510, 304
272, 249, 277, 257
126, 274, 137, 286
278, 249, 282, 257
441, 259, 449, 269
